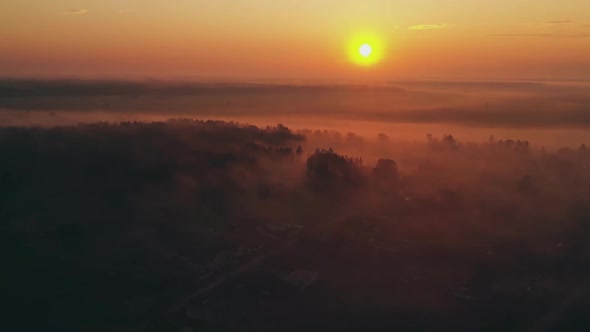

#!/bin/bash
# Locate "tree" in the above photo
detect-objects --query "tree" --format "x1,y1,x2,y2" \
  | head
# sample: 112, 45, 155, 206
372, 159, 398, 182
346, 132, 364, 146
505, 139, 515, 150
443, 134, 456, 145
296, 145, 303, 156
306, 149, 364, 190
377, 133, 389, 144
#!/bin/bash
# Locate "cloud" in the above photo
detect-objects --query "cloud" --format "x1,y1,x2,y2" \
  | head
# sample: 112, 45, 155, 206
546, 20, 574, 24
532, 20, 590, 27
408, 24, 448, 30
63, 9, 88, 15
490, 33, 590, 38
490, 33, 552, 37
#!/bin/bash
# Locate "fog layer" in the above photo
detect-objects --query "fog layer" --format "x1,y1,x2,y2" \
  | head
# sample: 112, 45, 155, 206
3, 119, 590, 331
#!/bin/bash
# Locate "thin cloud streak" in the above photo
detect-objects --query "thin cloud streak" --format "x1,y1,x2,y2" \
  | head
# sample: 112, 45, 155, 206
490, 33, 590, 38
63, 9, 88, 15
408, 24, 448, 30
546, 20, 574, 24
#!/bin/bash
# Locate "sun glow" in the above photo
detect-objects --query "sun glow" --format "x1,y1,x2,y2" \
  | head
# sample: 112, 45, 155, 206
348, 33, 384, 67
359, 44, 373, 58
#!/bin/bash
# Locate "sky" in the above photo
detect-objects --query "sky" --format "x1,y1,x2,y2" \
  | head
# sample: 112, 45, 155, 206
1, 0, 590, 80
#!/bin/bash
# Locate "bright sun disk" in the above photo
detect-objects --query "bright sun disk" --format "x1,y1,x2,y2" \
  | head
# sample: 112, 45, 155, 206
359, 44, 372, 57
347, 33, 384, 67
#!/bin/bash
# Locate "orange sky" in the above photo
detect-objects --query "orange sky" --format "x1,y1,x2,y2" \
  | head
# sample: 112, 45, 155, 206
2, 0, 590, 80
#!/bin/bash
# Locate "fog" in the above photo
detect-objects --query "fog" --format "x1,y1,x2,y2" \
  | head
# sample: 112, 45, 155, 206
3, 117, 590, 331
1, 79, 589, 148
2, 79, 590, 331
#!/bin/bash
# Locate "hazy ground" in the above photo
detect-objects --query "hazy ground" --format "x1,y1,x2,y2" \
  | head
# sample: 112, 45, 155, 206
1, 80, 590, 331
1, 79, 589, 148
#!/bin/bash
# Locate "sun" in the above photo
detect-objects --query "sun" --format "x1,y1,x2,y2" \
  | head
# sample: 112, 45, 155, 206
347, 33, 384, 67
359, 44, 373, 58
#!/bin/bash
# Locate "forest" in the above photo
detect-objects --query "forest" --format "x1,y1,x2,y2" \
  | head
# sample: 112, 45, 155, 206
2, 119, 590, 331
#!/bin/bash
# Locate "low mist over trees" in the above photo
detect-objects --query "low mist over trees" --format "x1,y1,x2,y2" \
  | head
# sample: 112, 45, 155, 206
2, 119, 590, 331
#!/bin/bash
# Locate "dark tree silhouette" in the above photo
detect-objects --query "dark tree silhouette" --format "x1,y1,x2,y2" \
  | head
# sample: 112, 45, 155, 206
377, 133, 389, 144
505, 139, 515, 150
372, 159, 398, 181
371, 158, 399, 193
306, 149, 364, 190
